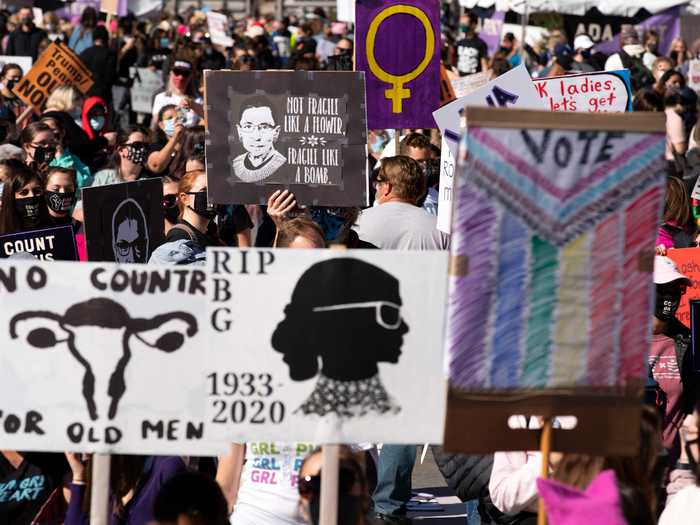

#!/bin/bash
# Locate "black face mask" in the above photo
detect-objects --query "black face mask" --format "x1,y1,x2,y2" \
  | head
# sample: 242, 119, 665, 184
310, 495, 365, 525
15, 195, 43, 229
187, 190, 216, 219
33, 145, 56, 166
45, 191, 76, 213
5, 79, 17, 91
163, 194, 179, 223
655, 283, 682, 321
126, 142, 148, 165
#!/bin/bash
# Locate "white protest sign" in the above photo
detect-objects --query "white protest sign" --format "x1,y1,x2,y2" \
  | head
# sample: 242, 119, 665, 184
689, 60, 700, 93
433, 64, 545, 158
207, 11, 234, 48
337, 0, 355, 23
434, 65, 544, 233
450, 71, 489, 99
206, 248, 448, 444
533, 70, 633, 113
130, 67, 164, 114
0, 260, 222, 455
436, 138, 456, 234
0, 55, 33, 77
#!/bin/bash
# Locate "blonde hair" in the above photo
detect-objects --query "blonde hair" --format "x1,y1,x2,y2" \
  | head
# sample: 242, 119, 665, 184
45, 85, 83, 113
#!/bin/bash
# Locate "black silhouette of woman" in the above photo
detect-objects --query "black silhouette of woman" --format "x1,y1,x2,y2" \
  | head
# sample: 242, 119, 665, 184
272, 258, 408, 418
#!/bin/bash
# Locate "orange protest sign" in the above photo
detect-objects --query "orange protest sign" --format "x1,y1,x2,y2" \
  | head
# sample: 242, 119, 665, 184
12, 42, 93, 112
667, 248, 700, 327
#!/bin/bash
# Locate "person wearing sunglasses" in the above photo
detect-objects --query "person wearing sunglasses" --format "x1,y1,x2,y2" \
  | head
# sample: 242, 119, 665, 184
162, 174, 180, 235
20, 121, 58, 174
151, 59, 202, 130
272, 257, 406, 418
297, 446, 374, 525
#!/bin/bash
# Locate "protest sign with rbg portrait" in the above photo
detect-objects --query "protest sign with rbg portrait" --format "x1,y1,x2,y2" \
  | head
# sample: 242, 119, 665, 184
205, 70, 368, 207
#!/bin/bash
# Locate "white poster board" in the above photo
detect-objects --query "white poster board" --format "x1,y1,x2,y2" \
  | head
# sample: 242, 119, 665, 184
207, 11, 234, 48
450, 71, 489, 99
433, 64, 545, 233
433, 64, 545, 157
130, 67, 164, 115
0, 260, 221, 455
337, 0, 355, 23
206, 248, 448, 444
0, 55, 33, 77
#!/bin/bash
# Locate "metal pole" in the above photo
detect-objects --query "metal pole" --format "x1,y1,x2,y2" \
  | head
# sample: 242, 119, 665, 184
89, 454, 111, 525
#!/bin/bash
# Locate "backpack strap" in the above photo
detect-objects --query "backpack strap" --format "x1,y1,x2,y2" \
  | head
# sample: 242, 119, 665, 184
171, 222, 197, 242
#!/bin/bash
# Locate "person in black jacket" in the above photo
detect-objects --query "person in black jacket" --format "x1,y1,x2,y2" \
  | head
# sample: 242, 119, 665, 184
79, 26, 118, 107
5, 7, 47, 61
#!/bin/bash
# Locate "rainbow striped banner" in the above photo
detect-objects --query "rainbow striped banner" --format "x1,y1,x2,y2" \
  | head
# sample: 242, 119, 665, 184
446, 108, 667, 391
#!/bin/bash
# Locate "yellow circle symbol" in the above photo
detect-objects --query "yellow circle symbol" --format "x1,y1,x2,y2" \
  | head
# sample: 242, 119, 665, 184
366, 4, 435, 114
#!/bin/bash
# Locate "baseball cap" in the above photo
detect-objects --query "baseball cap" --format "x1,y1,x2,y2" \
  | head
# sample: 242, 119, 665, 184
654, 256, 691, 286
573, 34, 594, 50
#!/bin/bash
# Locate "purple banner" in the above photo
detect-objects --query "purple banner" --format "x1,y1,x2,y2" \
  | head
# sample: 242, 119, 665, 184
594, 6, 680, 57
356, 0, 440, 129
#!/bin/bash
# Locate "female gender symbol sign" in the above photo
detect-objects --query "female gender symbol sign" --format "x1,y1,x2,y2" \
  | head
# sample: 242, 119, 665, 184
365, 4, 435, 114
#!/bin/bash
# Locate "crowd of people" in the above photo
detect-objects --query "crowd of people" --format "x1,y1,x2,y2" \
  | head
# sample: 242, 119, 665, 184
0, 2, 699, 525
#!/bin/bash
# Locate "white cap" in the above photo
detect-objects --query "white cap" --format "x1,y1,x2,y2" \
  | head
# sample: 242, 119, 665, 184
654, 256, 691, 285
573, 34, 595, 50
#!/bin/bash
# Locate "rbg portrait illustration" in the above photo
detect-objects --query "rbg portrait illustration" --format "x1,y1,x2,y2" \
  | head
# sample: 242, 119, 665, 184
272, 258, 407, 418
231, 94, 287, 183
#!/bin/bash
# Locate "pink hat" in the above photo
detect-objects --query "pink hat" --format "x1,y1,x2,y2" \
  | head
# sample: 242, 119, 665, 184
537, 470, 626, 525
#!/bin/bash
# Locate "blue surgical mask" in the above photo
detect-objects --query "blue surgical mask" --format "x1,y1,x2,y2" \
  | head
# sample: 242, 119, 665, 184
160, 37, 170, 48
163, 118, 175, 137
89, 115, 105, 131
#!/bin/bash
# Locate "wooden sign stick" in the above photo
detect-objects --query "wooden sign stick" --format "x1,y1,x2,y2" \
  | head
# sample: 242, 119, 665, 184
319, 444, 340, 525
395, 129, 401, 155
90, 454, 111, 525
537, 418, 553, 525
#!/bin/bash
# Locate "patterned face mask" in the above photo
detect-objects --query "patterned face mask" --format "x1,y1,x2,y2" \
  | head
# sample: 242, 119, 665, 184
125, 142, 148, 165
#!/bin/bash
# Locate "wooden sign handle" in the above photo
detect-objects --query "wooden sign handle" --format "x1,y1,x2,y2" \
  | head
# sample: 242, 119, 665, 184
90, 454, 111, 525
537, 418, 553, 525
319, 444, 340, 525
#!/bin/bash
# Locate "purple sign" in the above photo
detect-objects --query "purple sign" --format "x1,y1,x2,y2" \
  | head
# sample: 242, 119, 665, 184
356, 0, 440, 129
595, 6, 680, 57
479, 11, 506, 57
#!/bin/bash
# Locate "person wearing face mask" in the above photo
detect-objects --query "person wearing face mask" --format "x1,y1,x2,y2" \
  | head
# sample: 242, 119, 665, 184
162, 174, 180, 235
0, 158, 48, 235
5, 7, 47, 61
151, 59, 202, 129
148, 105, 185, 175
455, 12, 488, 76
650, 256, 699, 471
80, 96, 113, 171
297, 446, 375, 525
198, 36, 227, 71
42, 117, 93, 199
0, 63, 27, 126
20, 121, 57, 175
91, 126, 150, 187
570, 34, 596, 73
44, 166, 78, 229
161, 163, 224, 249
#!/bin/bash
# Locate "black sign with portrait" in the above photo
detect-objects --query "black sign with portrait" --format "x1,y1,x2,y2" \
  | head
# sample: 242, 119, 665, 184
0, 225, 78, 261
82, 179, 164, 263
205, 70, 368, 207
